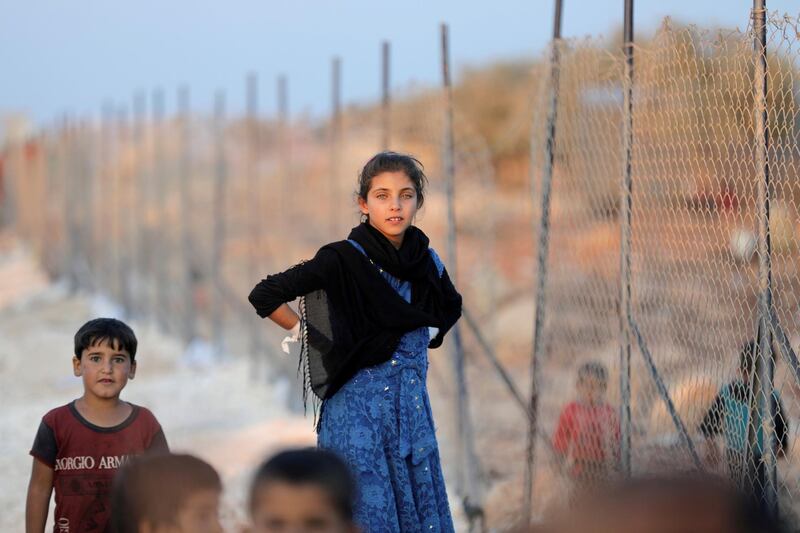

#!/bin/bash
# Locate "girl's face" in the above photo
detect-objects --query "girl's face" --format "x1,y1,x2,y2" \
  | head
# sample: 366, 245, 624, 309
357, 171, 419, 248
250, 482, 358, 533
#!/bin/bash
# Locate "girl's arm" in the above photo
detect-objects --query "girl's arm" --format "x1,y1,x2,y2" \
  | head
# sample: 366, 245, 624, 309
268, 303, 300, 330
248, 249, 334, 326
25, 459, 53, 533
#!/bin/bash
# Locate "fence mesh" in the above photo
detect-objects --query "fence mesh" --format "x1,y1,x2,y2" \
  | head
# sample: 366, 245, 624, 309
530, 12, 800, 520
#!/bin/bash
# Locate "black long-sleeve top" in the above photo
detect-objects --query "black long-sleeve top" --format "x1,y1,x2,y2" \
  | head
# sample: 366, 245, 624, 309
248, 248, 335, 319
247, 246, 457, 349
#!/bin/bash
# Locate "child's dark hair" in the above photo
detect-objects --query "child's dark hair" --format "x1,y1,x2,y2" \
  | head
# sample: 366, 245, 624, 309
110, 453, 221, 533
578, 361, 608, 384
249, 448, 355, 521
74, 318, 137, 361
739, 339, 759, 376
357, 151, 428, 208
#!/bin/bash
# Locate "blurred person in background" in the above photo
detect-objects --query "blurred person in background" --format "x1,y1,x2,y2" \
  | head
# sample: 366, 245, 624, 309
248, 448, 358, 533
552, 361, 620, 494
110, 452, 223, 533
699, 339, 788, 508
248, 152, 461, 532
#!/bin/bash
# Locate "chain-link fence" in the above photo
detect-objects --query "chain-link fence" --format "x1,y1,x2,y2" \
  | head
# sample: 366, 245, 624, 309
529, 11, 800, 522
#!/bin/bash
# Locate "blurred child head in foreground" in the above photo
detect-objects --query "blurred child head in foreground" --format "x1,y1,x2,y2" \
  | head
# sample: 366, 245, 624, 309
249, 448, 359, 533
111, 453, 222, 533
548, 473, 786, 533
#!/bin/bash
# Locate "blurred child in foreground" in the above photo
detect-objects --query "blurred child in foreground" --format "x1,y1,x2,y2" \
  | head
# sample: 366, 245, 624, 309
110, 453, 223, 533
546, 474, 787, 533
248, 448, 359, 533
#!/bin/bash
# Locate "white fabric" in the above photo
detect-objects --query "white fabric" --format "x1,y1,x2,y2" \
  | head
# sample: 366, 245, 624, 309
281, 320, 301, 354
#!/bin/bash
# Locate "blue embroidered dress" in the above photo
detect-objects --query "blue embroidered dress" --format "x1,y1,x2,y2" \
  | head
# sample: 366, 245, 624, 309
317, 240, 455, 533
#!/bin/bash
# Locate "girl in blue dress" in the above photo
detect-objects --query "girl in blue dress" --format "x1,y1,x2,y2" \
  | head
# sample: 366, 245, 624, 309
248, 152, 461, 532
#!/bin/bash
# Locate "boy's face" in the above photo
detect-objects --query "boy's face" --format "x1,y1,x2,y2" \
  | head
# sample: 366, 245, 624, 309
145, 489, 223, 533
73, 338, 136, 401
578, 375, 607, 405
251, 482, 358, 533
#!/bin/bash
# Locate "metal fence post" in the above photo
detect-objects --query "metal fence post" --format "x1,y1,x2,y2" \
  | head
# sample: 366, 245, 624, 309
441, 22, 484, 530
382, 41, 391, 150
116, 106, 133, 315
246, 73, 266, 374
151, 89, 169, 329
212, 91, 228, 358
619, 0, 635, 479
178, 86, 195, 342
750, 0, 778, 514
523, 0, 563, 524
277, 75, 291, 260
331, 57, 342, 239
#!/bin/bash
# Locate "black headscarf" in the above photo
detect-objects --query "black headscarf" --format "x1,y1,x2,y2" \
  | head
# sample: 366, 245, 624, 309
299, 223, 462, 405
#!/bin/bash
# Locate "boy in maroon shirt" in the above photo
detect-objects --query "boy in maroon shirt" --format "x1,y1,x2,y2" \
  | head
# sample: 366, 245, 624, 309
25, 318, 169, 533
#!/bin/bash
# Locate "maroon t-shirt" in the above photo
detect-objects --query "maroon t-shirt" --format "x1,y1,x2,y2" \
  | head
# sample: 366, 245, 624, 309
30, 401, 168, 533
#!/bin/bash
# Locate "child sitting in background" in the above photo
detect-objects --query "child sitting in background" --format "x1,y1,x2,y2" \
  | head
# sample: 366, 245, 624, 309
248, 448, 359, 533
552, 361, 620, 487
110, 453, 223, 533
699, 339, 788, 507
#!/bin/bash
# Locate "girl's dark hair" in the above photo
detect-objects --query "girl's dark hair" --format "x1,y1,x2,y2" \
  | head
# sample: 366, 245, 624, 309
110, 453, 221, 533
74, 318, 138, 361
357, 151, 428, 208
249, 448, 355, 521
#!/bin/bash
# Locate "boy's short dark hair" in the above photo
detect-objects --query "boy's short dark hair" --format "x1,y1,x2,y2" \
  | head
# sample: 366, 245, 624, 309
578, 361, 608, 383
110, 453, 221, 533
739, 339, 759, 376
74, 318, 137, 361
249, 448, 355, 521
